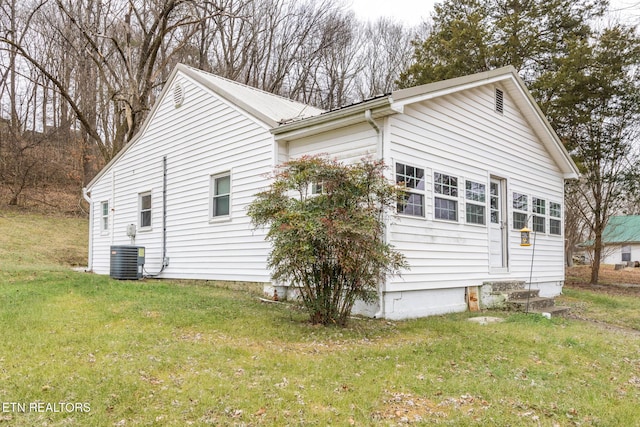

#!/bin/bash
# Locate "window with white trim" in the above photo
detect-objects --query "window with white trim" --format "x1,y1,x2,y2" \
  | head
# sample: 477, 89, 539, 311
211, 173, 231, 218
139, 192, 152, 229
101, 201, 109, 232
465, 181, 486, 225
311, 181, 324, 195
549, 202, 562, 235
396, 163, 425, 217
533, 197, 545, 233
434, 172, 458, 221
622, 245, 631, 262
512, 192, 528, 229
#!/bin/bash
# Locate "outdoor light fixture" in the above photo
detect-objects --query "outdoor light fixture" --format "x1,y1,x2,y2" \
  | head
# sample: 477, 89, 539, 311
520, 226, 531, 247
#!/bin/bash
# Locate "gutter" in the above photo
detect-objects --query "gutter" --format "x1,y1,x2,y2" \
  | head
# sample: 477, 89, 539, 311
272, 96, 393, 140
82, 187, 93, 272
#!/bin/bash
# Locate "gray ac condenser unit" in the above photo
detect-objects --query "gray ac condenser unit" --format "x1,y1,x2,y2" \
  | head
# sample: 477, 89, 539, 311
110, 245, 145, 280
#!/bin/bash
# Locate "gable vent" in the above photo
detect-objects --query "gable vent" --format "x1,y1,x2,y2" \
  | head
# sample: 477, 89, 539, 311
173, 82, 184, 108
495, 88, 504, 115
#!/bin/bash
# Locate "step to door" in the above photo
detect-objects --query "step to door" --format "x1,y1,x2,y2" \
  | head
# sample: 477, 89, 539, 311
507, 296, 556, 312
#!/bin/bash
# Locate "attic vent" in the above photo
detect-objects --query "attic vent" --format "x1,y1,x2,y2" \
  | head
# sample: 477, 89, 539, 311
495, 88, 504, 115
173, 82, 184, 108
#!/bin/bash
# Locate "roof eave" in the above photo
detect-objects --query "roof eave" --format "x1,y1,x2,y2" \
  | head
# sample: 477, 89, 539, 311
180, 65, 278, 128
272, 96, 393, 141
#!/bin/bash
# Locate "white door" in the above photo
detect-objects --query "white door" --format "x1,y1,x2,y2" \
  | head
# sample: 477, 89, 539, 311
489, 178, 508, 269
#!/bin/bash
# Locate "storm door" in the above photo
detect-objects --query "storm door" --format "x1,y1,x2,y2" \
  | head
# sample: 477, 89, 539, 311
489, 177, 508, 270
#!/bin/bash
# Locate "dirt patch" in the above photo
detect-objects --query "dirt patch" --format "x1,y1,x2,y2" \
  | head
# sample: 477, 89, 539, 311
566, 265, 640, 297
372, 392, 491, 424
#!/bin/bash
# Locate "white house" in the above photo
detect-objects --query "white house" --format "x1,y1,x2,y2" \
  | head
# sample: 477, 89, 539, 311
598, 216, 640, 265
83, 64, 579, 319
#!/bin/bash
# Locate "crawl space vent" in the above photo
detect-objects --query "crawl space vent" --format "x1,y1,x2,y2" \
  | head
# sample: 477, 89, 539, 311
173, 82, 184, 108
495, 88, 504, 115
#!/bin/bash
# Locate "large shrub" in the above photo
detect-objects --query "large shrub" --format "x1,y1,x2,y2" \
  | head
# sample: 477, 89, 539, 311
248, 156, 407, 326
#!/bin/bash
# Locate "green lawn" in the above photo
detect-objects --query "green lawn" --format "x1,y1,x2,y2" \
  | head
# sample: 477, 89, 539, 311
1, 212, 640, 426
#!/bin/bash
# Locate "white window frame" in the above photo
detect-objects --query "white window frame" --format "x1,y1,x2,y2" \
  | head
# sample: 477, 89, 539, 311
512, 192, 528, 230
533, 197, 546, 233
395, 162, 426, 218
311, 181, 325, 195
210, 172, 232, 221
465, 180, 486, 225
100, 201, 109, 233
139, 192, 152, 230
622, 245, 631, 262
434, 172, 458, 222
549, 202, 562, 236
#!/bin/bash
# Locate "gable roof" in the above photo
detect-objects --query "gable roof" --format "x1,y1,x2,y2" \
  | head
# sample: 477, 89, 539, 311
274, 66, 580, 179
87, 65, 579, 191
178, 64, 324, 127
86, 64, 324, 190
603, 216, 640, 244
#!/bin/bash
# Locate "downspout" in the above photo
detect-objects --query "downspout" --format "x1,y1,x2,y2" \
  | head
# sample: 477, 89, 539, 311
82, 187, 93, 272
162, 155, 168, 269
144, 156, 168, 277
365, 109, 386, 319
111, 171, 115, 245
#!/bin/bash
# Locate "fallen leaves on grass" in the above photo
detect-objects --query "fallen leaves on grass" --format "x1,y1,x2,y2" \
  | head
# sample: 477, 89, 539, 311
373, 391, 490, 423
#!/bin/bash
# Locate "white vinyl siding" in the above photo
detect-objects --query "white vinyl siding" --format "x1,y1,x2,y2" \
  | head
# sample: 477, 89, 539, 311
387, 83, 566, 292
286, 122, 378, 164
87, 72, 273, 282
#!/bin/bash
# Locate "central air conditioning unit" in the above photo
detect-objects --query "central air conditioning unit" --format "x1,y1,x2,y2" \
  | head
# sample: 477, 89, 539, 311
110, 245, 145, 280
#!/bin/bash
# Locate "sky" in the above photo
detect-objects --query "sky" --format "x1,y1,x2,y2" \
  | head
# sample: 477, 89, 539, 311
349, 0, 640, 27
349, 0, 436, 27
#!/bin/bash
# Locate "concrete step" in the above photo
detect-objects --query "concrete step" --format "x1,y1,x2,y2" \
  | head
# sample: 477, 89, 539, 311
506, 289, 540, 300
530, 306, 571, 318
484, 280, 526, 292
507, 296, 556, 312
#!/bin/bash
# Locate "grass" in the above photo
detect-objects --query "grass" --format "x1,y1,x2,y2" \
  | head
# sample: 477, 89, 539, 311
1, 212, 640, 425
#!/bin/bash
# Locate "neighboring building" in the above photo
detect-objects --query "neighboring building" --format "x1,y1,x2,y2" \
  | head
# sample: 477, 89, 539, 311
83, 64, 579, 320
599, 216, 640, 265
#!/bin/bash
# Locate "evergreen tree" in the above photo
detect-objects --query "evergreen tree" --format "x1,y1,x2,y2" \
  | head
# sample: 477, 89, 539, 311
398, 0, 640, 284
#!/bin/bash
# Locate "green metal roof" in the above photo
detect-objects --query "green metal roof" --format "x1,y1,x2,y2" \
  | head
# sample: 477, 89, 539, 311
578, 216, 640, 247
602, 216, 640, 244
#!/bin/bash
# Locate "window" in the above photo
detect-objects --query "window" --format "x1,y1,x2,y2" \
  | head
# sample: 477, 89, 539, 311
139, 192, 152, 228
465, 181, 486, 225
533, 197, 545, 233
550, 202, 562, 235
396, 163, 425, 217
622, 245, 631, 262
489, 182, 499, 224
434, 172, 458, 221
311, 181, 324, 195
512, 193, 528, 230
101, 201, 109, 232
211, 173, 231, 218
